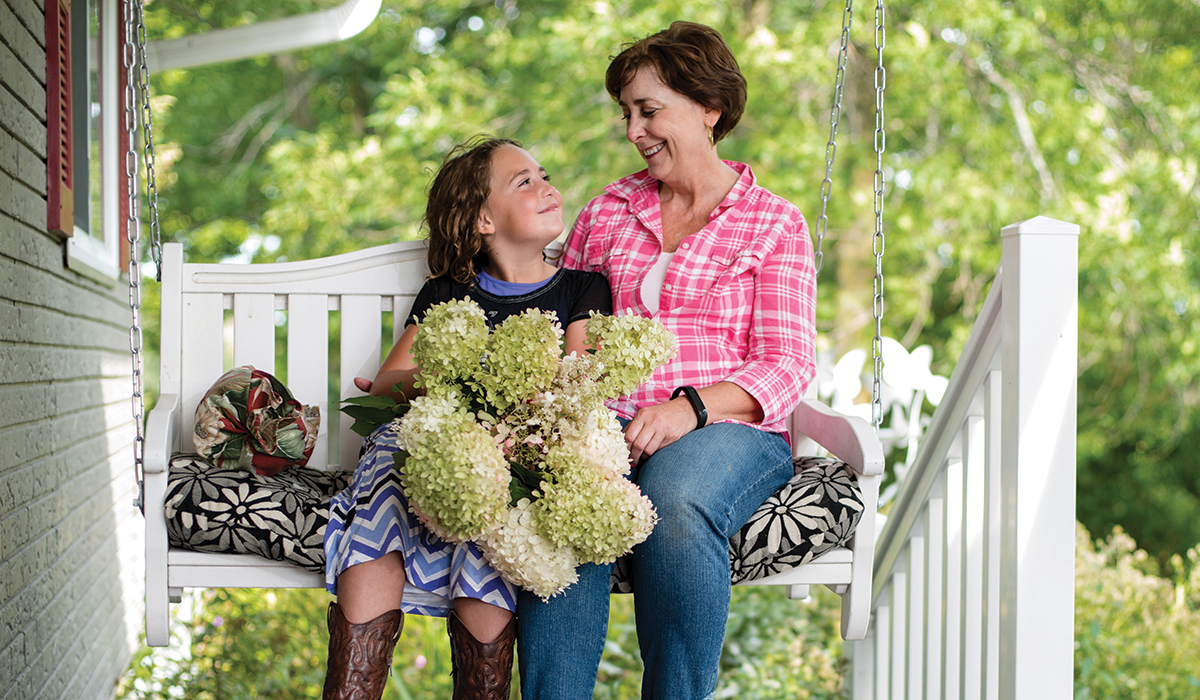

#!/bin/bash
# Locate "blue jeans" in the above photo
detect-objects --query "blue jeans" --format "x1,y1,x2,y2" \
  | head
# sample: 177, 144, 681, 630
517, 422, 793, 700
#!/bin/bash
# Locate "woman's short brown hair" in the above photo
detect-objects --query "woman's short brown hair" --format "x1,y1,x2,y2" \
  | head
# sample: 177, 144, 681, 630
424, 136, 520, 284
605, 21, 746, 143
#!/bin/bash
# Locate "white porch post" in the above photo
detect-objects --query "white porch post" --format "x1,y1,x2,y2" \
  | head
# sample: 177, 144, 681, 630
998, 216, 1079, 699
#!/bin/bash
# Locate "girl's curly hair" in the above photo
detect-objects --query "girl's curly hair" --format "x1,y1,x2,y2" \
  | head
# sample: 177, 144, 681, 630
424, 136, 521, 284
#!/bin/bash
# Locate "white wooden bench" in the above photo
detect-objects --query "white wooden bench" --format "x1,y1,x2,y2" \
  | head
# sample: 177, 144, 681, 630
143, 240, 884, 647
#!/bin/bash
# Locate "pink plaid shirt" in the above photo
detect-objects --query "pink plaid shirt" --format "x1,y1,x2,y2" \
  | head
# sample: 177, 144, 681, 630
563, 162, 817, 435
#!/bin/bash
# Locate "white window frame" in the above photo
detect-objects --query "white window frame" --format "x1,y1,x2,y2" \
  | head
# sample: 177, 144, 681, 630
66, 0, 122, 282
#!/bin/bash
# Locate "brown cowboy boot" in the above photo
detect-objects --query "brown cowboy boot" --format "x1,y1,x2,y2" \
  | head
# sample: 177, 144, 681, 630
322, 602, 403, 700
447, 611, 516, 700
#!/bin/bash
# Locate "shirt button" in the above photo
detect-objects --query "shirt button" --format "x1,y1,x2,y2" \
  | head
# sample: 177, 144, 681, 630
664, 283, 672, 290
681, 242, 690, 249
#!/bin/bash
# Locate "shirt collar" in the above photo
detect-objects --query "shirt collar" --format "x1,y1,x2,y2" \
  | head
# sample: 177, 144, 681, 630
604, 161, 757, 217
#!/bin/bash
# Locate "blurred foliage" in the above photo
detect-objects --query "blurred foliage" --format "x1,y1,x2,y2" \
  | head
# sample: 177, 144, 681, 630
116, 584, 846, 699
1074, 524, 1200, 699
117, 526, 1200, 699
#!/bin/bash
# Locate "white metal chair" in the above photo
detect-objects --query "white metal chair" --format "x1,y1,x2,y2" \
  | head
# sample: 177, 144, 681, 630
143, 240, 883, 646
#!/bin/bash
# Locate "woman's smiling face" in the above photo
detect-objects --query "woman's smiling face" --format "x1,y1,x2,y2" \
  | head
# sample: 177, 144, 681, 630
618, 66, 719, 184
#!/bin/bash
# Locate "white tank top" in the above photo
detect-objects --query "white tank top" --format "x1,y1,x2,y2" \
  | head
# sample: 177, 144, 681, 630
640, 252, 674, 314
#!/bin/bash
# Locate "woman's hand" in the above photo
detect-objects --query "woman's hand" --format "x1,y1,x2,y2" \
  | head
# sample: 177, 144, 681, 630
623, 397, 700, 463
624, 382, 765, 463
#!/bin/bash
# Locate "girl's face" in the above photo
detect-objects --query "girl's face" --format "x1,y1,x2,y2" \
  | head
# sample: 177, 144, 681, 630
478, 144, 564, 251
619, 66, 720, 184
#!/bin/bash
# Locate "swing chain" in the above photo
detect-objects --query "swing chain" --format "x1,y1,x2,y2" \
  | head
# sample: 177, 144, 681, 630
813, 0, 854, 275
124, 0, 160, 511
870, 0, 887, 431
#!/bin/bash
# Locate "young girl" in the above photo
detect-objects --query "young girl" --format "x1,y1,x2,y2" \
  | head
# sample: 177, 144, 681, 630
321, 137, 611, 700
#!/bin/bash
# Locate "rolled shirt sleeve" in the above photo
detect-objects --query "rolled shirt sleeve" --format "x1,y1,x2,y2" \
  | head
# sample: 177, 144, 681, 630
722, 210, 816, 427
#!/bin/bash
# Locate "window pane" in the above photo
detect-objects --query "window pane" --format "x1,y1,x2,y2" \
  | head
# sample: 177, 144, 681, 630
71, 0, 102, 239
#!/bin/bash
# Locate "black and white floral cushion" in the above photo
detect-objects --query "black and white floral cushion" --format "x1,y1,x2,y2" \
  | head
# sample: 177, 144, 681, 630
165, 453, 863, 586
165, 454, 352, 572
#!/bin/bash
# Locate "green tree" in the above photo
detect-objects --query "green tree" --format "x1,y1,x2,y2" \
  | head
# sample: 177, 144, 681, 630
144, 0, 1200, 567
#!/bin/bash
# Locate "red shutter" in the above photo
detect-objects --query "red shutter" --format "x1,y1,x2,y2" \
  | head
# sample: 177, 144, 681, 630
46, 0, 74, 237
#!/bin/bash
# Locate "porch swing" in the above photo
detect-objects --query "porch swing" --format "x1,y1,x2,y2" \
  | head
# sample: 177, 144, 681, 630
127, 0, 888, 648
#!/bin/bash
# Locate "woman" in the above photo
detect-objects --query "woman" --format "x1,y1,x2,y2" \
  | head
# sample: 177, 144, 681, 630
516, 22, 817, 700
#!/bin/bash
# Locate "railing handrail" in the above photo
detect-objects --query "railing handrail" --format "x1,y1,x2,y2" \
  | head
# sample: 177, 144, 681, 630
870, 271, 1003, 602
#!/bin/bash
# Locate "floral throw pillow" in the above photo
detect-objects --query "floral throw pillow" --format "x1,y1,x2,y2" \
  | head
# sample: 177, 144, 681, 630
193, 366, 320, 477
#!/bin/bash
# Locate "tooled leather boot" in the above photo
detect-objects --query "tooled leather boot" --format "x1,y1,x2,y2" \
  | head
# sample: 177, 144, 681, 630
447, 611, 516, 700
322, 602, 403, 700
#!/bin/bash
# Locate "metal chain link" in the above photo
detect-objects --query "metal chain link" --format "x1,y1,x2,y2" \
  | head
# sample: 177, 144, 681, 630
124, 0, 161, 511
870, 0, 887, 431
135, 2, 162, 277
813, 0, 854, 275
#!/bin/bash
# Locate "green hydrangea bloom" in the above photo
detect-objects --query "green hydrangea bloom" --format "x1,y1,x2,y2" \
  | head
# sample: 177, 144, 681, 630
478, 499, 579, 600
410, 299, 489, 388
585, 312, 678, 397
536, 447, 658, 564
473, 309, 562, 412
399, 394, 508, 542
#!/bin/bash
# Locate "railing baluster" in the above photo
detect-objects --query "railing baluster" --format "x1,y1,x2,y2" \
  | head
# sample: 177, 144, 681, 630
853, 625, 876, 700
962, 413, 986, 698
924, 474, 945, 699
907, 519, 925, 699
943, 448, 963, 700
983, 371, 1002, 700
875, 588, 891, 700
890, 560, 907, 700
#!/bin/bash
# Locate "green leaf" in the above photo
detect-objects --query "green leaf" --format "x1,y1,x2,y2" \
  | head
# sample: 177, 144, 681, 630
340, 394, 401, 409
340, 405, 397, 424
509, 478, 535, 507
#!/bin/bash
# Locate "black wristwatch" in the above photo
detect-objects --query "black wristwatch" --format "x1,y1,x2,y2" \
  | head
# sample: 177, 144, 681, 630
671, 386, 708, 431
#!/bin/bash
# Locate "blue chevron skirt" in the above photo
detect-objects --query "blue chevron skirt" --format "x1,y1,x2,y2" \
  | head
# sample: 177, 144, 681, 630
324, 423, 517, 617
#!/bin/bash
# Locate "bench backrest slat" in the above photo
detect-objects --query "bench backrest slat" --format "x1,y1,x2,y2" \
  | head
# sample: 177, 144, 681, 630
339, 295, 385, 470
287, 294, 331, 469
232, 293, 277, 373
163, 241, 430, 471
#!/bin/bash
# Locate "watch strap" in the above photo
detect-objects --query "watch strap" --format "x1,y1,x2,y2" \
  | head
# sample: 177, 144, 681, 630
671, 385, 708, 431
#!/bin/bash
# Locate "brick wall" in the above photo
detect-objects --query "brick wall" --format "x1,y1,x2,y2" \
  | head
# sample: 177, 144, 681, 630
1, 1, 144, 698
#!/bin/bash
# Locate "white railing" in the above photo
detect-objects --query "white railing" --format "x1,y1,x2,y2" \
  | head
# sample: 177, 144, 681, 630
850, 216, 1079, 700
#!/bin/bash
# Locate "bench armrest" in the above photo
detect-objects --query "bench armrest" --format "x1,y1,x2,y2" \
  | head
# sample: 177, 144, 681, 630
791, 399, 885, 477
145, 394, 181, 474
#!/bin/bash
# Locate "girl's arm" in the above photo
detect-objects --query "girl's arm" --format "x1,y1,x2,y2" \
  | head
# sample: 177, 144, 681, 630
370, 323, 423, 402
563, 318, 591, 357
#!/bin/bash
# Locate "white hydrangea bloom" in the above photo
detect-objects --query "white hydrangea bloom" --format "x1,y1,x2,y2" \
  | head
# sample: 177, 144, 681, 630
479, 499, 579, 600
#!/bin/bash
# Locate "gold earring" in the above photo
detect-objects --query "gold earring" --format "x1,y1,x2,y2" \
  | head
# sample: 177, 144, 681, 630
709, 126, 716, 146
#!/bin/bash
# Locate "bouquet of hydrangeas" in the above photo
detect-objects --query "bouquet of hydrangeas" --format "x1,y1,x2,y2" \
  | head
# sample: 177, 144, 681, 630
394, 299, 676, 599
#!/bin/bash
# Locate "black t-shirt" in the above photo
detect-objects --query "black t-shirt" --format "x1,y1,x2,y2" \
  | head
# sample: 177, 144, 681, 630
405, 269, 612, 330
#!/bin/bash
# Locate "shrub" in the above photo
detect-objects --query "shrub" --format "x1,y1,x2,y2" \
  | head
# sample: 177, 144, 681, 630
1074, 523, 1200, 699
